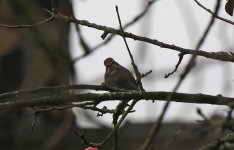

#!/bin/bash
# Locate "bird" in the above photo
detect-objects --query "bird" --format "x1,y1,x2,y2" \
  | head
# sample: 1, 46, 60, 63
104, 57, 138, 90
104, 57, 138, 125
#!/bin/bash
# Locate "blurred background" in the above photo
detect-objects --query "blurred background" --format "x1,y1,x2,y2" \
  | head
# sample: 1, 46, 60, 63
0, 0, 233, 149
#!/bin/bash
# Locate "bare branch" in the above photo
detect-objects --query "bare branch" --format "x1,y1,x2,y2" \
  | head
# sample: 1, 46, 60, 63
85, 0, 158, 56
30, 101, 113, 131
0, 90, 233, 109
164, 52, 186, 78
68, 0, 91, 58
115, 6, 144, 91
0, 84, 127, 102
194, 0, 234, 25
141, 1, 222, 148
0, 9, 233, 63
140, 70, 153, 79
53, 12, 234, 63
0, 12, 55, 28
99, 99, 139, 148
69, 127, 91, 146
31, 112, 38, 131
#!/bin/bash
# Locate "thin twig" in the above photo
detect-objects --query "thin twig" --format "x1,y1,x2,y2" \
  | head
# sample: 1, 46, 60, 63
0, 13, 55, 28
108, 6, 145, 149
1, 9, 233, 63
140, 70, 153, 79
194, 0, 234, 25
30, 101, 114, 130
72, 0, 159, 63
115, 5, 144, 91
69, 127, 90, 146
68, 0, 91, 58
98, 99, 139, 148
196, 107, 209, 122
195, 0, 221, 50
115, 6, 139, 77
31, 112, 38, 131
57, 13, 234, 63
164, 52, 186, 78
32, 102, 110, 114
140, 0, 222, 149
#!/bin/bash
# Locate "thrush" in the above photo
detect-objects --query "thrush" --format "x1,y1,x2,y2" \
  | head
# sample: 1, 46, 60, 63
104, 57, 138, 125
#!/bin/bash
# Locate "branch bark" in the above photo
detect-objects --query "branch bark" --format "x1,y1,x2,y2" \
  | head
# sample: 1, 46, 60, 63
1, 10, 233, 63
53, 12, 234, 63
0, 88, 233, 109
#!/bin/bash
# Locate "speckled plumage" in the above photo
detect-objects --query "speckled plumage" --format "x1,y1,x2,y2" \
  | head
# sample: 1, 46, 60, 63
104, 57, 138, 125
104, 57, 137, 90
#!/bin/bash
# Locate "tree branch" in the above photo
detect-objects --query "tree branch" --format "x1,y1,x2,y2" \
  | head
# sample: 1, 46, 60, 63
0, 10, 233, 63
0, 11, 55, 28
54, 12, 234, 63
0, 90, 233, 109
0, 84, 127, 102
115, 5, 144, 91
194, 0, 234, 25
73, 0, 159, 63
141, 1, 222, 148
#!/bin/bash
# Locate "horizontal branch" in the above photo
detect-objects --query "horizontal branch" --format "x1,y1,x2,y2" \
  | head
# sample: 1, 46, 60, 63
0, 91, 233, 109
0, 84, 126, 102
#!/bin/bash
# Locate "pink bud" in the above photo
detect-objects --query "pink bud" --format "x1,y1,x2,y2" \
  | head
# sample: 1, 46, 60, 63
85, 147, 98, 150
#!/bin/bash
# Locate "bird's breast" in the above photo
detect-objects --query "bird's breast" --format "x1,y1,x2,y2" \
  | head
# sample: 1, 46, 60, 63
109, 69, 117, 75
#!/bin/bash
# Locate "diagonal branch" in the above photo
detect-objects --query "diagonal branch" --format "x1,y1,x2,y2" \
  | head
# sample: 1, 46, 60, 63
194, 0, 234, 25
88, 0, 158, 53
115, 5, 144, 91
53, 12, 234, 63
141, 1, 222, 148
0, 10, 233, 63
